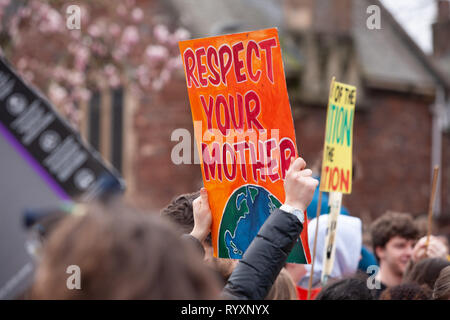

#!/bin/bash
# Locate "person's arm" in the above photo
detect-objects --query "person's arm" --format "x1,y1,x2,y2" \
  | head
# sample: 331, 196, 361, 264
221, 208, 303, 300
412, 235, 449, 262
181, 187, 211, 259
222, 157, 318, 300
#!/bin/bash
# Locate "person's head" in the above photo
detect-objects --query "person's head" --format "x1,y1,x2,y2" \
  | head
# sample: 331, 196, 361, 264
403, 258, 450, 292
433, 265, 450, 300
161, 191, 212, 247
31, 201, 221, 299
160, 191, 199, 234
370, 211, 419, 276
379, 283, 431, 300
265, 268, 298, 300
301, 214, 362, 288
315, 276, 374, 300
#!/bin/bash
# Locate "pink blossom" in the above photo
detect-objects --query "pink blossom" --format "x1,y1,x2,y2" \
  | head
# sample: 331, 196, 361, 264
45, 8, 63, 32
131, 8, 143, 22
109, 75, 121, 88
70, 30, 82, 40
49, 83, 68, 104
79, 5, 89, 25
53, 66, 68, 80
153, 24, 170, 43
116, 4, 127, 16
17, 58, 28, 70
104, 64, 117, 77
145, 45, 168, 63
18, 7, 31, 19
88, 24, 102, 38
152, 78, 163, 91
23, 71, 34, 82
121, 26, 140, 46
91, 42, 107, 56
109, 23, 121, 38
74, 47, 90, 71
73, 87, 91, 102
166, 56, 182, 71
67, 71, 85, 86
125, 0, 136, 7
172, 28, 190, 42
160, 68, 171, 83
137, 65, 150, 87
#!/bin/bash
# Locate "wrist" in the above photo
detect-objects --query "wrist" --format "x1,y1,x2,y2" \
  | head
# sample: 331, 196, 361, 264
284, 199, 307, 212
190, 227, 208, 243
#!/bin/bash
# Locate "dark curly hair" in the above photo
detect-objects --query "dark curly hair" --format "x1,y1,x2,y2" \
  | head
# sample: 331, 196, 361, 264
315, 275, 374, 300
160, 191, 212, 245
379, 283, 431, 300
370, 211, 419, 261
403, 258, 450, 291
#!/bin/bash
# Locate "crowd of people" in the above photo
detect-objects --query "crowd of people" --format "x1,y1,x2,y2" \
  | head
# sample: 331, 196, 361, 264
27, 157, 450, 300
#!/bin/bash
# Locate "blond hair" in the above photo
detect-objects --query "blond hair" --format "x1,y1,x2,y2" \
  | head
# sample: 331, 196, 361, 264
433, 266, 450, 300
265, 268, 298, 300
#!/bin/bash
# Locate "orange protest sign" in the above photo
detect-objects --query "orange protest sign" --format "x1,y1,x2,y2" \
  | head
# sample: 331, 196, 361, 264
179, 28, 310, 263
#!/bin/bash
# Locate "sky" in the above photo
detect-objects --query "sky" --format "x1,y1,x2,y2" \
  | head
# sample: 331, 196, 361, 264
380, 0, 438, 54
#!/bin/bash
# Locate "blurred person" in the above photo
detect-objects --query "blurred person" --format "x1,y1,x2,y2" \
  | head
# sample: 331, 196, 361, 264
315, 275, 373, 300
161, 188, 238, 283
432, 266, 450, 300
284, 262, 321, 299
298, 214, 363, 296
217, 157, 317, 299
171, 157, 319, 300
402, 258, 450, 292
161, 157, 318, 299
379, 283, 431, 300
265, 268, 298, 300
411, 235, 449, 263
369, 211, 419, 297
435, 235, 450, 259
222, 157, 319, 299
160, 190, 206, 245
31, 201, 222, 299
32, 156, 317, 300
413, 216, 449, 258
401, 235, 450, 284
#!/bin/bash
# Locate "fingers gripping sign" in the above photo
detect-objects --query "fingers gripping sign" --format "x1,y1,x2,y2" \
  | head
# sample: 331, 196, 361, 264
284, 157, 319, 212
191, 188, 213, 243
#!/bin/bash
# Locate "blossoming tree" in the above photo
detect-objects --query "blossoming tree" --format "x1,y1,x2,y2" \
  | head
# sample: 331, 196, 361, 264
0, 0, 189, 127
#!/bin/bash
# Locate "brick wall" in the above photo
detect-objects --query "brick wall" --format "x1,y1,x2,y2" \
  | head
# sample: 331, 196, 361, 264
293, 90, 435, 223
442, 132, 450, 217
130, 75, 203, 211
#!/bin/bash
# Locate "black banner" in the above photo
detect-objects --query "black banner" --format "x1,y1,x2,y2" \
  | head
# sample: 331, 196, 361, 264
0, 56, 125, 201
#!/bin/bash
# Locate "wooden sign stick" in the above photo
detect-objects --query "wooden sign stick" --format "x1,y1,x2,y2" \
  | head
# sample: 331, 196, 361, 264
426, 166, 439, 250
307, 191, 322, 300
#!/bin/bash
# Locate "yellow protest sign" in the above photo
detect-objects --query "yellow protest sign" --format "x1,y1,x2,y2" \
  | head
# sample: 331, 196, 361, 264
319, 78, 356, 194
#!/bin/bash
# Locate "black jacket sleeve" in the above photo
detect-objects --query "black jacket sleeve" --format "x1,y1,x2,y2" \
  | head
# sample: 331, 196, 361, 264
221, 208, 303, 300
